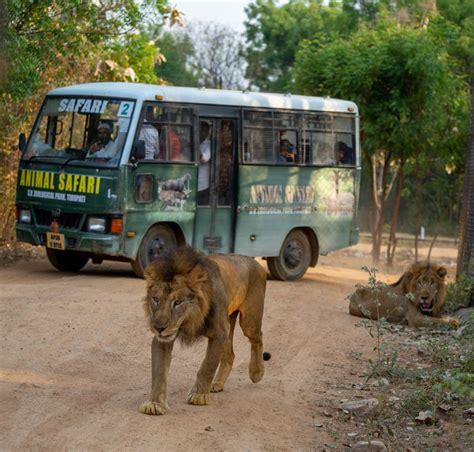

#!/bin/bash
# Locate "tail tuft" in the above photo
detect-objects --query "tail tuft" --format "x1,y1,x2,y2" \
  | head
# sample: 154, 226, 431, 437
263, 352, 272, 361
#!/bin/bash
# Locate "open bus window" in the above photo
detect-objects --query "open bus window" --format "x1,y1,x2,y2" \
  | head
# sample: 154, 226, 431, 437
135, 103, 194, 163
303, 114, 335, 166
334, 115, 356, 166
21, 97, 135, 167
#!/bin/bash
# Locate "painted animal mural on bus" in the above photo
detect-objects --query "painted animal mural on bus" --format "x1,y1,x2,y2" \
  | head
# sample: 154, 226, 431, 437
157, 173, 192, 210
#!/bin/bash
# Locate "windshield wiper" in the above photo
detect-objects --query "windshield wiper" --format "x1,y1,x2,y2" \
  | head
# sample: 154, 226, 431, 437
27, 155, 61, 164
60, 157, 87, 169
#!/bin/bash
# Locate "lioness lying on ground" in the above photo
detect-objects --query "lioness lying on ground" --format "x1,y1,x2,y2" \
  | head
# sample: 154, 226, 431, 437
140, 246, 268, 415
349, 261, 459, 329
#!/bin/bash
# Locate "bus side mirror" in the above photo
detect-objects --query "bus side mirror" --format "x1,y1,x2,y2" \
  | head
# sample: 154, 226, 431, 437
131, 140, 146, 160
18, 133, 26, 152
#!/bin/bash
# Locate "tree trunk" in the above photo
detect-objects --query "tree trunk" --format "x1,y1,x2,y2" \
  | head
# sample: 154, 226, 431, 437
414, 171, 422, 262
370, 151, 396, 264
456, 76, 474, 306
387, 160, 404, 267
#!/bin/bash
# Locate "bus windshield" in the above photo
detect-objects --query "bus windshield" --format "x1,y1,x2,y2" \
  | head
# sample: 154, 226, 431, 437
21, 96, 135, 167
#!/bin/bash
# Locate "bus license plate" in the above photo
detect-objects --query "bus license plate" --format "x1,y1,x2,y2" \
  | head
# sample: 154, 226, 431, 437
46, 232, 65, 250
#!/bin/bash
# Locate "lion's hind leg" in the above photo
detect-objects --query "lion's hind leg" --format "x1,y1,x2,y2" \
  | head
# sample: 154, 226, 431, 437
239, 308, 265, 384
211, 311, 238, 393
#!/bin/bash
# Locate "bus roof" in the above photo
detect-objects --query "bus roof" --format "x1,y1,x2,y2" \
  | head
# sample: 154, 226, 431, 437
48, 83, 358, 114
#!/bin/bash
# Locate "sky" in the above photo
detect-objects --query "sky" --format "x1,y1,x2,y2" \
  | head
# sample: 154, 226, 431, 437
173, 0, 256, 32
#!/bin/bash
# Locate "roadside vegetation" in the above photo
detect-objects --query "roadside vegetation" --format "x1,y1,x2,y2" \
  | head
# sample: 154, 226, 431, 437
341, 269, 474, 449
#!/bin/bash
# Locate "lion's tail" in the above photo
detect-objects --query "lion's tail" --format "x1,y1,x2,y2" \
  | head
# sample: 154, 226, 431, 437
263, 352, 272, 361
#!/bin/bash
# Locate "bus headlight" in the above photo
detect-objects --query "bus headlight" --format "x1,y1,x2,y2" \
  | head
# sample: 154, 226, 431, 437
87, 217, 106, 233
18, 209, 31, 224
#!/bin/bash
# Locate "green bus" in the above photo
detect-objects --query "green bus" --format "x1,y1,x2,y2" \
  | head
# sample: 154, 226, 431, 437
16, 83, 360, 280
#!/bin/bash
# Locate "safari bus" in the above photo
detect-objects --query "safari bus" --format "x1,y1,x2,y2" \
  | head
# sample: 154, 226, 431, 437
15, 83, 360, 280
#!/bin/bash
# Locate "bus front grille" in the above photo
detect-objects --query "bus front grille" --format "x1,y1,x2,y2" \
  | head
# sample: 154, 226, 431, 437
34, 208, 82, 230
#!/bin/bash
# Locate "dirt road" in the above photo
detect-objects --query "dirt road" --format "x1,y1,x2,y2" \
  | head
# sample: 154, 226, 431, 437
0, 244, 457, 451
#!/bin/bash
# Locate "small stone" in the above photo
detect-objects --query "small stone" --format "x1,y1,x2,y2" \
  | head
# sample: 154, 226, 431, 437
464, 407, 474, 417
437, 404, 452, 413
351, 440, 387, 451
406, 426, 414, 432
204, 426, 214, 432
340, 398, 379, 418
322, 410, 333, 417
347, 432, 358, 437
415, 410, 434, 425
377, 378, 389, 387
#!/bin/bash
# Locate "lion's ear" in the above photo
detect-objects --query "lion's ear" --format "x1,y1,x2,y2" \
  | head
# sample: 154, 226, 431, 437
188, 264, 208, 285
436, 266, 447, 279
144, 265, 159, 287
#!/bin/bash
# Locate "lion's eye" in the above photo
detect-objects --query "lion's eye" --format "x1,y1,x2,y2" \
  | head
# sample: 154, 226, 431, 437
173, 299, 183, 308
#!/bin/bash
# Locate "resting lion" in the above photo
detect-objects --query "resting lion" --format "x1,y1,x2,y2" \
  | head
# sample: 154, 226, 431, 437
349, 261, 459, 329
139, 246, 268, 415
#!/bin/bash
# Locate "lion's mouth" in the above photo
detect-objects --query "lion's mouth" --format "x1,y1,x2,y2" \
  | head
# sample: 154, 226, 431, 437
152, 328, 178, 342
420, 300, 433, 313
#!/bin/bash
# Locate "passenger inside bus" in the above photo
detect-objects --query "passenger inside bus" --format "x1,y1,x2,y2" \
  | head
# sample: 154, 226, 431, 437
197, 121, 211, 205
337, 141, 354, 165
139, 107, 160, 160
161, 125, 181, 161
315, 142, 335, 165
86, 123, 117, 159
278, 139, 296, 163
218, 120, 233, 205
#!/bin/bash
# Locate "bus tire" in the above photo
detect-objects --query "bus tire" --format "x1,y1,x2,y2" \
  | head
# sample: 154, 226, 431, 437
46, 248, 89, 272
267, 230, 311, 281
131, 224, 178, 278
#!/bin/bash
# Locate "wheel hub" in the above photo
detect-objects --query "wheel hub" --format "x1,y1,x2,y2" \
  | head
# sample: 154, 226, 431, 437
283, 239, 303, 268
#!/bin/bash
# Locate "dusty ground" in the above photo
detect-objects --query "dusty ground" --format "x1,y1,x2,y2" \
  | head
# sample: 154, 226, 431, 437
0, 241, 466, 451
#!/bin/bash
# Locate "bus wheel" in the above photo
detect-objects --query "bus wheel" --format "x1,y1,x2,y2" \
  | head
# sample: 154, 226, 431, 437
46, 248, 89, 272
267, 230, 311, 281
131, 224, 177, 278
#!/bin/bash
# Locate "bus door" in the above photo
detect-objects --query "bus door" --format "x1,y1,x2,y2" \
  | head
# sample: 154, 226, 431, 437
193, 117, 236, 254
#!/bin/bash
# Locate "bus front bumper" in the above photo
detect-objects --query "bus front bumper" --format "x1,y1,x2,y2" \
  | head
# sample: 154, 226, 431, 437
16, 224, 125, 257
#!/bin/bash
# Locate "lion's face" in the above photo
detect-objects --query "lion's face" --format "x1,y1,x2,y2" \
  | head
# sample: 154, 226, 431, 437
146, 276, 203, 343
144, 251, 211, 344
405, 265, 447, 316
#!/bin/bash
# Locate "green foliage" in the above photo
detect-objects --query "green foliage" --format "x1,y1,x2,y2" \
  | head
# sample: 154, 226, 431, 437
353, 267, 473, 431
445, 274, 474, 314
295, 21, 466, 160
243, 0, 348, 91
153, 31, 199, 87
0, 0, 175, 243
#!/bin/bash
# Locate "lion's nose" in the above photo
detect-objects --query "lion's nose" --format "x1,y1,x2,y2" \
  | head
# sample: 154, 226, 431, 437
155, 324, 168, 333
421, 295, 429, 301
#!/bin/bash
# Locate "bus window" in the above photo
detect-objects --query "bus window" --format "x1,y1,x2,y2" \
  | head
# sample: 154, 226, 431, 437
243, 110, 274, 163
302, 114, 335, 166
21, 96, 135, 166
135, 174, 154, 203
334, 115, 356, 165
136, 104, 194, 162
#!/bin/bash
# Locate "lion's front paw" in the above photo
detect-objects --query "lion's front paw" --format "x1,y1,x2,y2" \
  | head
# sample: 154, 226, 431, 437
448, 317, 460, 329
139, 400, 168, 415
187, 391, 210, 405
